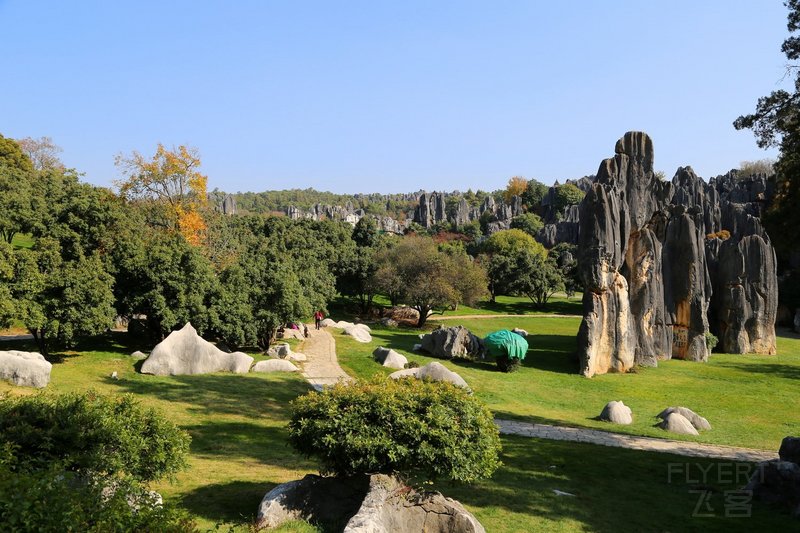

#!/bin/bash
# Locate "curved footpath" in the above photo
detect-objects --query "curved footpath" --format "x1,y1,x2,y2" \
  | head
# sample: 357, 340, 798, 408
299, 326, 777, 462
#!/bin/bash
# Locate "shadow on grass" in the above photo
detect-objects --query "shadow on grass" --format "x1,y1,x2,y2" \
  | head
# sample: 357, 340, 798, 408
435, 435, 793, 533
714, 361, 800, 380
471, 298, 582, 316
108, 373, 312, 420
180, 480, 271, 526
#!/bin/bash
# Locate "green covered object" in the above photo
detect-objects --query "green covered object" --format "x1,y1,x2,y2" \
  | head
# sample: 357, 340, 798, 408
484, 330, 529, 361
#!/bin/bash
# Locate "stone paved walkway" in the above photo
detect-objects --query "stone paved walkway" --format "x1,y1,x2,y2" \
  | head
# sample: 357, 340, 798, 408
297, 325, 353, 391
495, 419, 778, 462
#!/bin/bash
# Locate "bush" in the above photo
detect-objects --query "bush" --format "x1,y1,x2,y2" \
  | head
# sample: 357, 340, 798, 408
705, 332, 719, 352
0, 391, 190, 482
288, 377, 501, 483
495, 355, 521, 373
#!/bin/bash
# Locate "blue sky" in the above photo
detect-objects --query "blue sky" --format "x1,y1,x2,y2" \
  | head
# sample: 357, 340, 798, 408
0, 1, 790, 194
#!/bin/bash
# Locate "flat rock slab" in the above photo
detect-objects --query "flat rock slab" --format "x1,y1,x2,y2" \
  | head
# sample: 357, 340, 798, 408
0, 350, 52, 388
141, 322, 253, 376
252, 359, 299, 373
257, 474, 485, 533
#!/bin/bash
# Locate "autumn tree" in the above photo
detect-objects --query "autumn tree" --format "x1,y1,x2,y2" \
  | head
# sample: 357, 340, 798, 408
16, 136, 64, 171
503, 176, 528, 203
115, 144, 208, 245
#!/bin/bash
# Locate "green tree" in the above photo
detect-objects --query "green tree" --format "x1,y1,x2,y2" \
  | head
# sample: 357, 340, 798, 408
480, 229, 548, 301
0, 134, 33, 173
352, 215, 378, 247
522, 178, 548, 212
371, 235, 487, 326
508, 252, 564, 308
552, 183, 585, 216
510, 212, 544, 237
550, 242, 582, 297
734, 1, 800, 258
0, 241, 14, 328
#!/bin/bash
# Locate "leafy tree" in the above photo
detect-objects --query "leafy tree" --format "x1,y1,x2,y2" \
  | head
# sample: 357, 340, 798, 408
480, 229, 548, 301
734, 0, 800, 258
522, 178, 548, 211
0, 134, 33, 173
510, 212, 544, 237
352, 215, 378, 247
0, 241, 14, 328
552, 183, 585, 216
371, 235, 487, 326
503, 176, 528, 203
12, 239, 115, 356
16, 136, 64, 171
288, 376, 501, 483
508, 252, 564, 308
0, 164, 33, 244
550, 242, 582, 297
115, 144, 209, 245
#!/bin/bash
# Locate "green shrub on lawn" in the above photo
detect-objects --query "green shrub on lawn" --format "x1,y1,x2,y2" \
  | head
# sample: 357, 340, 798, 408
288, 376, 502, 483
0, 391, 190, 483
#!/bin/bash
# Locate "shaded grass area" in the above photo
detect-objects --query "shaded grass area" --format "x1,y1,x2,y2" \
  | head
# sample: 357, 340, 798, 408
335, 318, 800, 450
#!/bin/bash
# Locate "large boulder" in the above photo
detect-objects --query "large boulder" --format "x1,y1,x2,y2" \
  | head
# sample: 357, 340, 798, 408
657, 406, 711, 431
599, 401, 633, 425
389, 362, 469, 390
372, 347, 408, 370
320, 318, 337, 328
419, 326, 484, 360
251, 359, 298, 373
780, 436, 800, 465
256, 474, 485, 532
658, 412, 699, 436
0, 350, 52, 388
140, 323, 253, 376
745, 460, 800, 517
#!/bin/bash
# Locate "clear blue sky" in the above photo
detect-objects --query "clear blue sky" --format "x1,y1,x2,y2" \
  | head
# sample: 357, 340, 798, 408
0, 1, 790, 194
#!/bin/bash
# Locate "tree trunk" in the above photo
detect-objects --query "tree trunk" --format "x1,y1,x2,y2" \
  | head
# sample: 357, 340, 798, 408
415, 307, 429, 328
30, 328, 48, 358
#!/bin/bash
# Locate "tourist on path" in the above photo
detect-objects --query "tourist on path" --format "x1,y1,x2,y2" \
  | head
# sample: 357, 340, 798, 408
314, 310, 324, 330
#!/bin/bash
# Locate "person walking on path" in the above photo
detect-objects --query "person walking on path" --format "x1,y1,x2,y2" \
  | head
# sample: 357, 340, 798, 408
314, 310, 324, 330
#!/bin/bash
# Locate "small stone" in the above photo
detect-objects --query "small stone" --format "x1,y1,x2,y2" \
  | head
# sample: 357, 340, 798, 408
511, 328, 528, 337
111, 371, 119, 380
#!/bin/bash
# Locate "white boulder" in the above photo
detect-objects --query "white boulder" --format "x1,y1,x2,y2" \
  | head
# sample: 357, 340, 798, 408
320, 318, 337, 327
659, 412, 700, 436
372, 347, 408, 369
599, 401, 633, 425
389, 362, 469, 390
344, 324, 372, 343
657, 406, 711, 431
512, 328, 529, 338
0, 350, 52, 388
140, 323, 253, 376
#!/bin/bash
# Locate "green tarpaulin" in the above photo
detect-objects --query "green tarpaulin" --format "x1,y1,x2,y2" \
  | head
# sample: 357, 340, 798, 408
484, 330, 529, 361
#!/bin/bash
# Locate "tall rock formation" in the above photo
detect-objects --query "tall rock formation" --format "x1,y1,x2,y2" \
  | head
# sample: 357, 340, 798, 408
577, 132, 777, 377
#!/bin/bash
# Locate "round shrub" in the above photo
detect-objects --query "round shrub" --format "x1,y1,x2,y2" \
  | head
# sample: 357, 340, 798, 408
0, 391, 190, 482
288, 376, 502, 483
495, 355, 521, 373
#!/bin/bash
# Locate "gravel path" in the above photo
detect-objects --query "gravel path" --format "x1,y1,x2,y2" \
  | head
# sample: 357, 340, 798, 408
495, 419, 777, 462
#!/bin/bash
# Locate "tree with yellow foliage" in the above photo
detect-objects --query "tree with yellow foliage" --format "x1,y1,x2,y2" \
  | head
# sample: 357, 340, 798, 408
115, 144, 208, 245
503, 176, 527, 204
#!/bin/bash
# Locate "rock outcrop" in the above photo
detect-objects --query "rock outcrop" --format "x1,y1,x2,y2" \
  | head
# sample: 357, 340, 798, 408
419, 326, 484, 360
0, 350, 52, 388
746, 437, 800, 518
658, 412, 699, 436
140, 323, 254, 376
256, 474, 485, 532
577, 132, 778, 377
599, 401, 633, 425
657, 406, 711, 431
389, 362, 470, 390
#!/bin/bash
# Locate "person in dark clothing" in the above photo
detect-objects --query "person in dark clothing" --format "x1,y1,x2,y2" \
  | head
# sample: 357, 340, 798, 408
314, 310, 324, 330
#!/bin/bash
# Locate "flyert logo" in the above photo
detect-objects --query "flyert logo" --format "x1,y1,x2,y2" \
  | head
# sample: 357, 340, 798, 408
667, 462, 762, 518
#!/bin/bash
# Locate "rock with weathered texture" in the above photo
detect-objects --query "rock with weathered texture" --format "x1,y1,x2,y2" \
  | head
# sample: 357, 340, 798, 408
372, 347, 408, 370
658, 412, 699, 436
320, 318, 336, 327
141, 323, 254, 376
419, 326, 484, 360
252, 359, 298, 373
256, 474, 485, 532
599, 401, 633, 425
780, 437, 800, 465
0, 350, 52, 388
657, 406, 711, 431
389, 362, 470, 390
344, 324, 372, 343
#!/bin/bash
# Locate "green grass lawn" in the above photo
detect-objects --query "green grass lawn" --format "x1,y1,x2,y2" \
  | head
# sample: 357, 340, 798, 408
335, 318, 800, 451
1, 327, 798, 531
10, 233, 34, 249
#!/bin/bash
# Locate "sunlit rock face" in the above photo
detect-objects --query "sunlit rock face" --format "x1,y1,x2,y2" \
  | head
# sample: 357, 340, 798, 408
577, 132, 777, 377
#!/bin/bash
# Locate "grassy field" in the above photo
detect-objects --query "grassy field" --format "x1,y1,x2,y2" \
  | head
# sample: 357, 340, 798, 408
1, 324, 798, 531
334, 318, 800, 451
10, 233, 34, 249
